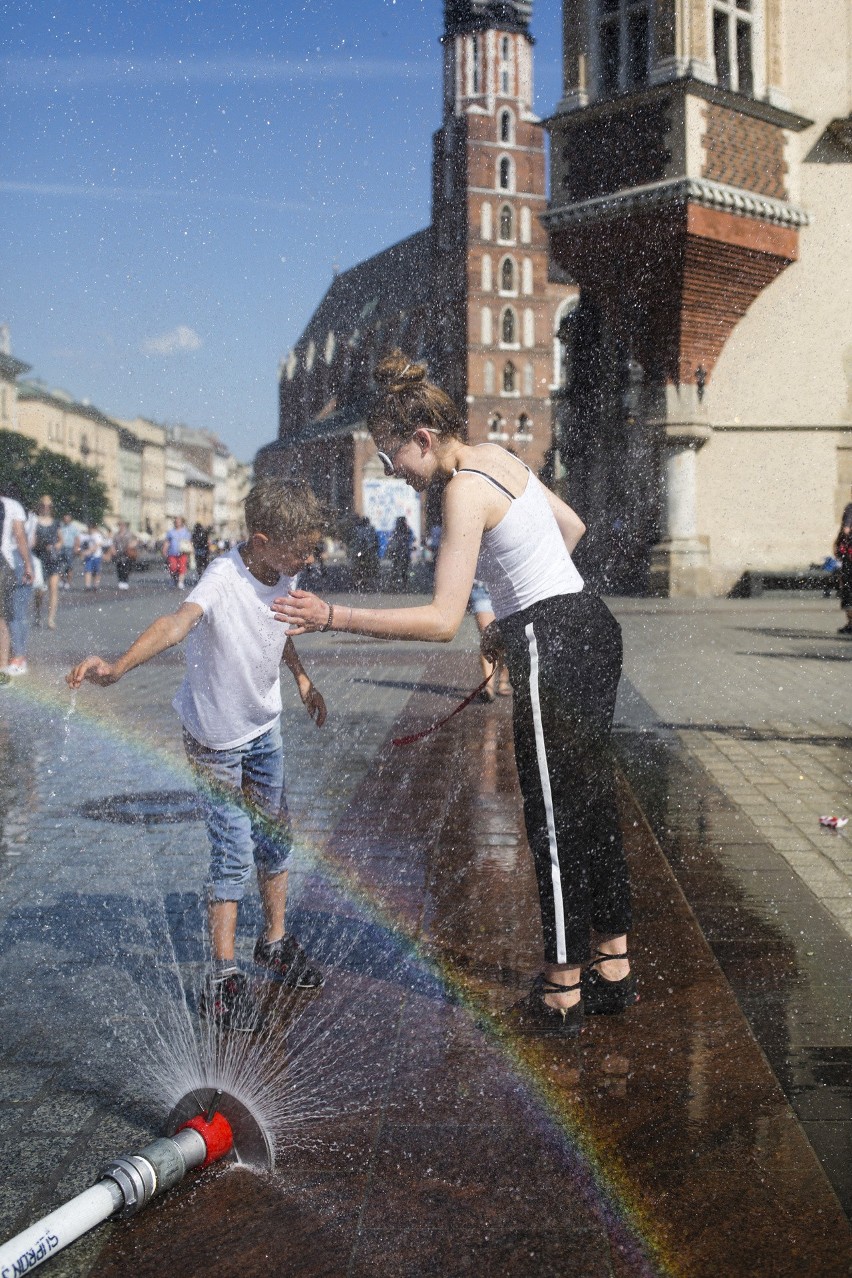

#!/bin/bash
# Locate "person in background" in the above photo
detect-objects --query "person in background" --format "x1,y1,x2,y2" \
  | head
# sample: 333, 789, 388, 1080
387, 515, 415, 592
163, 516, 190, 589
834, 486, 852, 635
58, 514, 79, 590
192, 522, 211, 579
469, 579, 512, 701
80, 523, 108, 591
112, 520, 137, 591
1, 489, 34, 680
31, 496, 63, 629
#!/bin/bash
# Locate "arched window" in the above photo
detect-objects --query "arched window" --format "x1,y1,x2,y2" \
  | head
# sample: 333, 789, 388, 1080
481, 254, 492, 292
500, 258, 515, 293
481, 307, 493, 345
501, 307, 516, 344
520, 206, 532, 243
517, 412, 532, 436
305, 340, 316, 371
471, 34, 481, 95
488, 412, 504, 435
481, 202, 492, 241
498, 156, 512, 191
500, 35, 511, 94
523, 308, 534, 347
524, 361, 534, 395
499, 204, 513, 241
499, 110, 512, 143
484, 360, 495, 395
522, 258, 533, 294
503, 361, 516, 394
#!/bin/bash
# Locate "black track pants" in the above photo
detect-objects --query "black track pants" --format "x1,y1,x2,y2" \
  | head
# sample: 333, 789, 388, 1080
500, 591, 632, 966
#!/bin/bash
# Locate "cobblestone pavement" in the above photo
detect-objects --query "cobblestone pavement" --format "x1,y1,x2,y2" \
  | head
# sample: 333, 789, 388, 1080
0, 582, 849, 1275
611, 594, 852, 937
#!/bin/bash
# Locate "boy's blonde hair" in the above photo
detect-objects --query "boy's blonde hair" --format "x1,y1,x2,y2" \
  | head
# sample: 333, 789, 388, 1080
244, 477, 326, 542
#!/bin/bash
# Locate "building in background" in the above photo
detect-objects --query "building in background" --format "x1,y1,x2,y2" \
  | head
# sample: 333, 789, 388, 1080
545, 0, 852, 594
258, 0, 577, 543
1, 343, 250, 537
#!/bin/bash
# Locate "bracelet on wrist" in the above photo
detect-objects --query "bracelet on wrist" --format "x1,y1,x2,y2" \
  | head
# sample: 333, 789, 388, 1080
319, 602, 334, 632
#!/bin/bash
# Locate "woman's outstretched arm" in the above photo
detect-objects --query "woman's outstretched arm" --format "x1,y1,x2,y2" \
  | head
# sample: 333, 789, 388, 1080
273, 480, 484, 641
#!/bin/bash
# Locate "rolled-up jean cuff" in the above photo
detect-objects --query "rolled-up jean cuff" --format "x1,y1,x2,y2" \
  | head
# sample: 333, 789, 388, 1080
207, 882, 248, 903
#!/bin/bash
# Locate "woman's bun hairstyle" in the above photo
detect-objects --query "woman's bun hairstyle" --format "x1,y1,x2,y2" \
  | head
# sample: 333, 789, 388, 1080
373, 352, 427, 394
368, 349, 466, 442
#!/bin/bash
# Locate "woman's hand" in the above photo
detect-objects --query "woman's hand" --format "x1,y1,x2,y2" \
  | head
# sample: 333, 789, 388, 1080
272, 589, 330, 635
480, 620, 504, 665
66, 656, 120, 689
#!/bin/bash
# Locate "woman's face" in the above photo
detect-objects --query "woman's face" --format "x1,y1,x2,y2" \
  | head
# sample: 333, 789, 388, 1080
374, 428, 438, 491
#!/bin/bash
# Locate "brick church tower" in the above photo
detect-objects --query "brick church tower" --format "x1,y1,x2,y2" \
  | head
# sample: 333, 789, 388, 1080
432, 1, 571, 467
262, 1, 576, 535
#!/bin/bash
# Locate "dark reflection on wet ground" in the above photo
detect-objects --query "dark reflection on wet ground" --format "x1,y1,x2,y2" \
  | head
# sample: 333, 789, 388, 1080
615, 691, 852, 1219
0, 716, 37, 878
96, 652, 851, 1278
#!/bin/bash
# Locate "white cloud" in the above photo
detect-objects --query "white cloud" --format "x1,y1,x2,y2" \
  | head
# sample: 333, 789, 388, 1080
142, 326, 202, 357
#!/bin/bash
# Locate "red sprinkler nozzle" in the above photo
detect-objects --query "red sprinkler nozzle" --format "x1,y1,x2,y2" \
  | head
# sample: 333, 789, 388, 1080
177, 1110, 234, 1168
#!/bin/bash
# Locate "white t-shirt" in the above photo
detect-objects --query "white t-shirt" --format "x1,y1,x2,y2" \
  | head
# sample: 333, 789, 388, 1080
173, 547, 299, 751
1, 497, 26, 567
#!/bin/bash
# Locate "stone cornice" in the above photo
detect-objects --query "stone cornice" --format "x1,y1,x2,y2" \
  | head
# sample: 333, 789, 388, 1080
543, 177, 810, 232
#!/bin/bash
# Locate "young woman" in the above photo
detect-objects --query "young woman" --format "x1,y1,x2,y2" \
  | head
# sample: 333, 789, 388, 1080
275, 353, 635, 1035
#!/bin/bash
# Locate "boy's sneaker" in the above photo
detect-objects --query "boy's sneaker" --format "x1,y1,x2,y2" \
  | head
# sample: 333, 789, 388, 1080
198, 972, 265, 1033
253, 934, 324, 989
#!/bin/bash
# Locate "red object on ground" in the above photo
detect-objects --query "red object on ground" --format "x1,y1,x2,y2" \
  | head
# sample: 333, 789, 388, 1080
819, 816, 848, 830
177, 1111, 234, 1167
392, 673, 494, 747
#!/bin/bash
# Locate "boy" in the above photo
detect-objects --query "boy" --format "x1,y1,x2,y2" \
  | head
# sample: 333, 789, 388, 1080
68, 478, 328, 1030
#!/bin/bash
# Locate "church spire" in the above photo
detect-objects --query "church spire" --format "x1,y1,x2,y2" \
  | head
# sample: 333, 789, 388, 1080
443, 2, 533, 39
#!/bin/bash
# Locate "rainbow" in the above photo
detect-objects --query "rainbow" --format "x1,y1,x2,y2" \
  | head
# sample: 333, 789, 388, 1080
3, 672, 675, 1277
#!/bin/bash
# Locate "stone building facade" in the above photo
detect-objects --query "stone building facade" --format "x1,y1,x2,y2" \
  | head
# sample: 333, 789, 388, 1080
259, 0, 578, 534
545, 0, 852, 593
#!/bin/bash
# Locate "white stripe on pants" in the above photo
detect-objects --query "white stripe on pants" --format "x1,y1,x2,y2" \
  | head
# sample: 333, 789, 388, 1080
525, 621, 567, 964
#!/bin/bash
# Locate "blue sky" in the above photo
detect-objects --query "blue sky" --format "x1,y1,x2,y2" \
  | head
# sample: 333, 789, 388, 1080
2, 1, 563, 461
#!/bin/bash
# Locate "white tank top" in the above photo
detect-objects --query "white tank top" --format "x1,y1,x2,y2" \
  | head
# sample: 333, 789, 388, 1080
458, 466, 584, 621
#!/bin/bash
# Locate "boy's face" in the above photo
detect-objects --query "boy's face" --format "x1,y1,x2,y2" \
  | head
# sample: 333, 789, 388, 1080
251, 530, 318, 577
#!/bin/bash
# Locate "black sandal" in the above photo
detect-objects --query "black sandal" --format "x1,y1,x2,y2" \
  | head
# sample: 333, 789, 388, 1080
500, 973, 584, 1037
581, 951, 637, 1015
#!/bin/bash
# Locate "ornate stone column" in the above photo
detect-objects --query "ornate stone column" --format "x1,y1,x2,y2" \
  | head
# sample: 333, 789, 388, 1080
649, 422, 713, 596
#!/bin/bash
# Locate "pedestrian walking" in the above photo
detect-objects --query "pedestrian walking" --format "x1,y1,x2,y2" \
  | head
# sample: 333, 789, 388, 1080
276, 352, 635, 1036
163, 516, 191, 589
386, 515, 414, 591
68, 478, 328, 1032
112, 520, 137, 590
191, 522, 211, 578
834, 486, 852, 635
58, 513, 79, 590
0, 490, 34, 681
30, 496, 63, 629
79, 523, 108, 591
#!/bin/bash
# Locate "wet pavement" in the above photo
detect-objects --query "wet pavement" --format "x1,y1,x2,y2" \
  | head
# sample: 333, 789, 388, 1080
0, 584, 850, 1275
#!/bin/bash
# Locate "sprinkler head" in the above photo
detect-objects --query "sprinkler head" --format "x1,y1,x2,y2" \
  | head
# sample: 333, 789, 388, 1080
166, 1087, 274, 1172
177, 1109, 234, 1169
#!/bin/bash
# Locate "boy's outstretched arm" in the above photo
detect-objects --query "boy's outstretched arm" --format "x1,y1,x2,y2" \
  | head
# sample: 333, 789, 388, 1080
67, 602, 203, 689
282, 636, 327, 727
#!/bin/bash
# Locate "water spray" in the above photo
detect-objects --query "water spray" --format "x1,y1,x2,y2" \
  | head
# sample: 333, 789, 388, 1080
0, 1087, 272, 1276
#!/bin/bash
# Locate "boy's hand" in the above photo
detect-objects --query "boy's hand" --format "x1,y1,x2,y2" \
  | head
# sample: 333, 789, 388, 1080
300, 680, 327, 727
66, 656, 121, 689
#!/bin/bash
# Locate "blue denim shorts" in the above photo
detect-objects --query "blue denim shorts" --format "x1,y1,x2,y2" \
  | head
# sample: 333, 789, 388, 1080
183, 722, 292, 901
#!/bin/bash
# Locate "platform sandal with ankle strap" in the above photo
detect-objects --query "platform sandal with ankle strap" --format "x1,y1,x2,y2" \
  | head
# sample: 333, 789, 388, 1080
581, 951, 637, 1015
501, 973, 584, 1037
